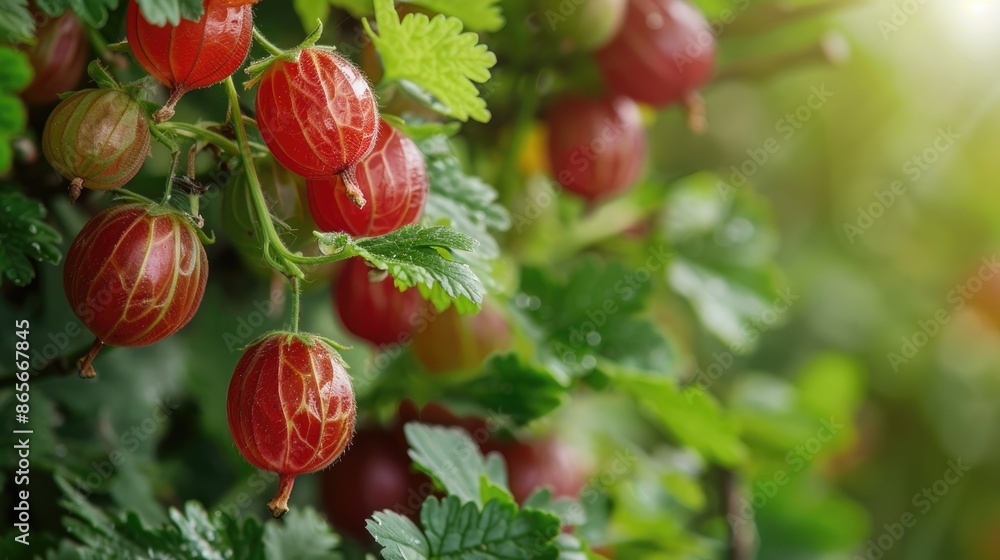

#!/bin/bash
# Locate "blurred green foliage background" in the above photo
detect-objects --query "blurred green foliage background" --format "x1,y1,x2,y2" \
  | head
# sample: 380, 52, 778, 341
3, 0, 1000, 559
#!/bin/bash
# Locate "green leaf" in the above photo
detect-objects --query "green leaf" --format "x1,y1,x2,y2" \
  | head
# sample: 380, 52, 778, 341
519, 259, 676, 380
419, 134, 509, 294
134, 0, 204, 26
0, 0, 35, 43
293, 0, 332, 32
405, 0, 504, 32
367, 511, 430, 560
328, 0, 373, 18
54, 476, 266, 559
663, 172, 786, 351
523, 488, 586, 528
0, 47, 34, 92
0, 139, 11, 176
441, 353, 568, 426
0, 95, 27, 135
364, 0, 497, 122
420, 135, 510, 260
318, 224, 485, 313
404, 422, 511, 507
422, 496, 561, 559
668, 258, 784, 353
615, 372, 747, 466
383, 115, 461, 141
264, 507, 342, 560
0, 187, 63, 287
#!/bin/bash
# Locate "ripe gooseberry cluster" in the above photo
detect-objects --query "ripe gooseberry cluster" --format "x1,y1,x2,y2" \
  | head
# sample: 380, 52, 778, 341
42, 0, 433, 516
543, 0, 716, 200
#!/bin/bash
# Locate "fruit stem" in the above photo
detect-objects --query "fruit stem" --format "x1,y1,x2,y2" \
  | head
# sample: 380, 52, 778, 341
68, 177, 84, 204
156, 121, 250, 156
154, 87, 186, 124
721, 0, 868, 37
252, 27, 285, 57
223, 77, 330, 273
290, 276, 301, 333
339, 167, 367, 209
267, 474, 296, 518
682, 93, 707, 135
77, 338, 104, 379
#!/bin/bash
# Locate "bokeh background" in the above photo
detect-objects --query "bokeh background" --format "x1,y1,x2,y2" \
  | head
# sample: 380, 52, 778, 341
3, 0, 1000, 559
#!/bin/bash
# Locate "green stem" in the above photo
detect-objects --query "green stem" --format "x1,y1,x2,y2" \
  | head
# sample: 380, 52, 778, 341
222, 77, 340, 273
115, 188, 158, 206
156, 122, 243, 155
253, 27, 284, 57
290, 277, 301, 333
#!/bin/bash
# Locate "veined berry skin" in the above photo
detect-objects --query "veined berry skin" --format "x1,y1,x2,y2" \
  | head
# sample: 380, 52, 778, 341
307, 119, 428, 237
126, 0, 254, 121
42, 89, 151, 201
255, 48, 379, 181
64, 204, 208, 348
227, 333, 357, 518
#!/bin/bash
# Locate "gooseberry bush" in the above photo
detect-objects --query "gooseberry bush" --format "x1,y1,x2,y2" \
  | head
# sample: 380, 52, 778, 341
1, 0, 868, 559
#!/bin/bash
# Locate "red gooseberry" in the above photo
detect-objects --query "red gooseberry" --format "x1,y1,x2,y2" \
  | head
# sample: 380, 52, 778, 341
334, 258, 425, 347
64, 204, 208, 377
20, 10, 90, 106
307, 119, 428, 237
254, 48, 379, 206
126, 0, 254, 122
596, 0, 715, 108
546, 95, 646, 200
227, 332, 357, 517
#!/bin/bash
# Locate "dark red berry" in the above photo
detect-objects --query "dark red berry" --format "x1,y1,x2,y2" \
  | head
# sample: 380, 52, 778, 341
308, 119, 428, 237
64, 204, 208, 377
319, 426, 427, 542
20, 10, 90, 106
483, 437, 588, 503
42, 89, 151, 202
227, 333, 357, 518
255, 48, 379, 206
334, 258, 425, 347
546, 95, 646, 200
596, 0, 715, 107
126, 0, 254, 122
